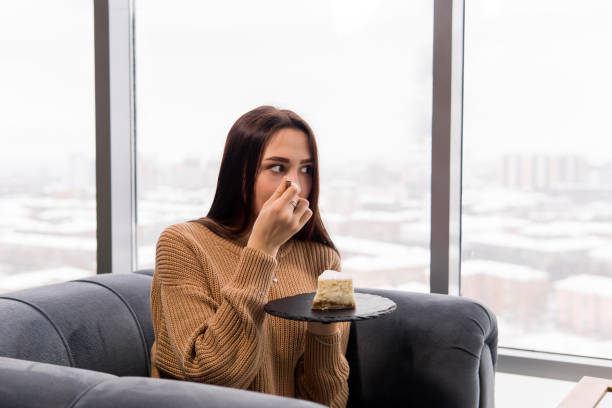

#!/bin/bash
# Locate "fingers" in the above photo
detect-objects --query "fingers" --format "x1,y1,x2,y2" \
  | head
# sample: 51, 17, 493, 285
270, 177, 302, 204
298, 207, 313, 227
270, 178, 311, 228
292, 197, 308, 212
282, 185, 301, 203
269, 177, 292, 201
293, 197, 313, 226
269, 179, 302, 215
281, 178, 301, 197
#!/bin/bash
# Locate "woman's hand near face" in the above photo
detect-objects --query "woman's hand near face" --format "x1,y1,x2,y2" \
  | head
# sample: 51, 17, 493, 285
247, 177, 313, 257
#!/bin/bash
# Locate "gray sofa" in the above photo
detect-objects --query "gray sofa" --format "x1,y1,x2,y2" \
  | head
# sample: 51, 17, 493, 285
0, 269, 497, 407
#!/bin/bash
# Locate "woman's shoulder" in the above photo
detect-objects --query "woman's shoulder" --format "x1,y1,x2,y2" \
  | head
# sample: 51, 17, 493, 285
157, 221, 216, 248
158, 221, 243, 256
153, 222, 220, 286
159, 222, 199, 241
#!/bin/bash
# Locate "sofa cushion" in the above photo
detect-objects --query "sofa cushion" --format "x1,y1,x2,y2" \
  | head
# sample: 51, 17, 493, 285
0, 355, 116, 408
75, 376, 326, 408
73, 273, 155, 375
0, 356, 325, 408
0, 273, 154, 377
0, 296, 73, 366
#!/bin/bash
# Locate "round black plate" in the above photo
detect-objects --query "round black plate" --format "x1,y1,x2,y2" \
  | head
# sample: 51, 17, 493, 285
264, 292, 396, 323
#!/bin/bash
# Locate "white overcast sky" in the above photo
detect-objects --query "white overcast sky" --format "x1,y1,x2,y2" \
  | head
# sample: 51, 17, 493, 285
1, 0, 611, 168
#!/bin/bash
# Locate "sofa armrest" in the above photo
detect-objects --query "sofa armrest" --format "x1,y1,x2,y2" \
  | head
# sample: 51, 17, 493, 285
0, 356, 325, 408
347, 288, 498, 408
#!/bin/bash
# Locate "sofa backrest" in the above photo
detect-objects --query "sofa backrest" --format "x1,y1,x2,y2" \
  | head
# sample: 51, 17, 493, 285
347, 288, 498, 408
0, 271, 155, 377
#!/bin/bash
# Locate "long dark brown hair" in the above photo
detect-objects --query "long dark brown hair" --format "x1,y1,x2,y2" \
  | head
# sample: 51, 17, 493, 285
191, 106, 339, 256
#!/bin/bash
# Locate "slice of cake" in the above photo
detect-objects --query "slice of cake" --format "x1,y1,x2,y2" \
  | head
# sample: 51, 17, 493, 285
311, 270, 356, 310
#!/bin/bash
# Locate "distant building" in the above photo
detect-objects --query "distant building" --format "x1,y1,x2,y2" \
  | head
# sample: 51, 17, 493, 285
334, 235, 429, 289
554, 274, 612, 339
464, 231, 602, 280
0, 231, 96, 274
501, 154, 589, 190
325, 209, 422, 243
462, 259, 549, 328
320, 180, 358, 215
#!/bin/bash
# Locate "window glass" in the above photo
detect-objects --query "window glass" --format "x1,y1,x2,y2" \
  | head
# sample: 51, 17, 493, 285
0, 1, 96, 293
463, 0, 612, 358
135, 0, 433, 291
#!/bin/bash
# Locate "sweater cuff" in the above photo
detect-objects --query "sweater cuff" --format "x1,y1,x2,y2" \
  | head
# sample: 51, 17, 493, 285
304, 330, 345, 373
230, 246, 278, 298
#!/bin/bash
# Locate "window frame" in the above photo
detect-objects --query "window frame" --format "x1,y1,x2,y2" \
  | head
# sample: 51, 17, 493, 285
94, 0, 137, 275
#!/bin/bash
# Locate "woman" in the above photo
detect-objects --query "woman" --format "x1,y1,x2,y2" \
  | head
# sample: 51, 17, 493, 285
149, 106, 351, 408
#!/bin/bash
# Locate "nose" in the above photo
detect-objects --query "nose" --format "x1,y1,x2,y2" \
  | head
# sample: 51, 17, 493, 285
287, 173, 302, 195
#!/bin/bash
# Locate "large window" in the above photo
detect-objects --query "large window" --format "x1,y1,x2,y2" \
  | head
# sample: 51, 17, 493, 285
462, 0, 612, 359
0, 1, 96, 293
135, 0, 433, 291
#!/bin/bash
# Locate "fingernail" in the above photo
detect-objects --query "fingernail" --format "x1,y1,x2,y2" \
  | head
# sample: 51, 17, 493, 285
285, 180, 292, 189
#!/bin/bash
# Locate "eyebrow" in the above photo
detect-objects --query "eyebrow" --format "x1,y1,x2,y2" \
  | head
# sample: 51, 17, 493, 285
263, 156, 314, 164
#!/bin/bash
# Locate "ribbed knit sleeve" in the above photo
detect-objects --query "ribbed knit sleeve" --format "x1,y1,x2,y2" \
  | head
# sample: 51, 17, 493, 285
294, 252, 351, 408
154, 226, 277, 388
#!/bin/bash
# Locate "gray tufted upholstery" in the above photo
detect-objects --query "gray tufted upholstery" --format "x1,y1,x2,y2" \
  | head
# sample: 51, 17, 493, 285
0, 273, 154, 377
0, 269, 497, 407
347, 289, 497, 407
0, 355, 323, 408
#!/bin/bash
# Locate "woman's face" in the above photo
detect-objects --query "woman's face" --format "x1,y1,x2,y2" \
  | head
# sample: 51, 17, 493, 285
253, 128, 314, 216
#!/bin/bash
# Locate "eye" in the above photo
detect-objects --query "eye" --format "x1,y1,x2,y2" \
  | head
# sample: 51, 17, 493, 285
301, 166, 313, 174
269, 164, 283, 173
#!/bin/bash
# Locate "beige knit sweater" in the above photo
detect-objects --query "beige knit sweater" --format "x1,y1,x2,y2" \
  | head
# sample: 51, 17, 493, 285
150, 221, 351, 408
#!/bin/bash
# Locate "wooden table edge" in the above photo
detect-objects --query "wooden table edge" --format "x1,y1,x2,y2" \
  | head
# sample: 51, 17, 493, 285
558, 376, 612, 408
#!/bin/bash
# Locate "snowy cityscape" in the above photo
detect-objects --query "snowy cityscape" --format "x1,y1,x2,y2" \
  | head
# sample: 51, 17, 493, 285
1, 151, 612, 360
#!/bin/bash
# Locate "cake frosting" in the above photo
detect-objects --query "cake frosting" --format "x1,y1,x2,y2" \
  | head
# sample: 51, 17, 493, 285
311, 270, 356, 310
